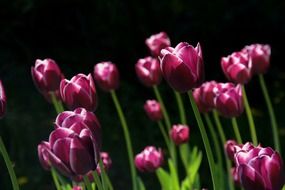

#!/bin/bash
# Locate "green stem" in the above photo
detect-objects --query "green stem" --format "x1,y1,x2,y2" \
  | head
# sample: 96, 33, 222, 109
259, 74, 280, 152
51, 167, 62, 190
110, 90, 137, 190
93, 171, 103, 190
99, 160, 108, 190
188, 92, 217, 190
51, 92, 64, 114
212, 111, 235, 190
83, 175, 93, 190
242, 85, 258, 145
174, 91, 187, 124
231, 118, 242, 144
158, 121, 171, 152
0, 137, 20, 190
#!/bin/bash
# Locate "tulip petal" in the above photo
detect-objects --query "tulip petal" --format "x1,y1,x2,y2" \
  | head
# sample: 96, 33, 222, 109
53, 137, 72, 167
238, 164, 266, 190
49, 128, 74, 148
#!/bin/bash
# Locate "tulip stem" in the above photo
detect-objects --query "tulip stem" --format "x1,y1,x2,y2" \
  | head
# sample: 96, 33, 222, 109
188, 91, 217, 190
110, 90, 137, 190
51, 92, 64, 114
83, 175, 93, 190
231, 117, 242, 144
158, 121, 171, 153
93, 171, 103, 190
174, 91, 187, 124
212, 110, 235, 190
242, 85, 258, 145
0, 136, 20, 190
51, 167, 62, 190
258, 74, 280, 153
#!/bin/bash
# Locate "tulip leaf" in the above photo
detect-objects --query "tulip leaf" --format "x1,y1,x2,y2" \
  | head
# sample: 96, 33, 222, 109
179, 144, 190, 170
168, 159, 180, 190
137, 177, 146, 190
187, 149, 202, 187
156, 168, 172, 190
282, 185, 285, 190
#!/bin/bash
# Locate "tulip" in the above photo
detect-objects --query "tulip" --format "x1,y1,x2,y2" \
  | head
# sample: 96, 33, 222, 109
96, 152, 112, 174
242, 44, 271, 74
135, 146, 163, 172
170, 124, 190, 145
37, 108, 101, 178
60, 74, 97, 111
72, 186, 82, 190
93, 62, 119, 92
234, 143, 285, 190
144, 100, 163, 121
214, 83, 244, 118
231, 167, 240, 186
0, 80, 7, 118
31, 58, 64, 101
145, 32, 171, 57
225, 140, 238, 161
221, 51, 252, 84
160, 42, 204, 92
135, 57, 162, 87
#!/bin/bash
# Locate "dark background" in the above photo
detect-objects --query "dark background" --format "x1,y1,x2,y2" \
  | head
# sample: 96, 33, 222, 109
0, 0, 285, 189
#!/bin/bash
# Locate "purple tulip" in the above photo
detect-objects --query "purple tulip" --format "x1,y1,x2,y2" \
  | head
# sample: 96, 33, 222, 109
72, 186, 82, 190
96, 152, 112, 174
135, 146, 164, 172
37, 108, 101, 178
145, 32, 171, 57
0, 80, 7, 118
144, 100, 163, 121
242, 44, 271, 74
31, 59, 64, 101
221, 51, 252, 84
93, 62, 120, 92
234, 143, 285, 190
60, 74, 97, 111
135, 57, 162, 87
170, 124, 190, 145
225, 140, 238, 161
160, 42, 204, 93
214, 83, 244, 118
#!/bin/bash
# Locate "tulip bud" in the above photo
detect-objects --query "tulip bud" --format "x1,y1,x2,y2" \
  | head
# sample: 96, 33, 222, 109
60, 74, 97, 111
0, 80, 7, 118
144, 100, 163, 121
221, 51, 252, 84
242, 44, 271, 74
145, 32, 171, 57
93, 62, 119, 92
225, 140, 238, 161
214, 83, 244, 118
72, 186, 82, 190
234, 143, 285, 190
96, 152, 112, 174
170, 124, 190, 145
38, 108, 101, 178
31, 59, 64, 101
135, 146, 164, 172
160, 42, 204, 93
135, 57, 162, 87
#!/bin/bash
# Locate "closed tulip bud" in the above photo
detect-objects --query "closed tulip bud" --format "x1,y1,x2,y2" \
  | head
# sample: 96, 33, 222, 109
160, 42, 204, 93
221, 51, 252, 84
225, 140, 238, 161
31, 59, 64, 100
93, 62, 119, 92
144, 100, 163, 121
0, 80, 7, 118
170, 124, 190, 145
72, 186, 82, 190
60, 74, 97, 111
135, 146, 164, 172
96, 152, 112, 174
215, 83, 244, 118
38, 108, 101, 178
135, 57, 162, 87
234, 144, 285, 190
242, 44, 271, 74
145, 32, 171, 57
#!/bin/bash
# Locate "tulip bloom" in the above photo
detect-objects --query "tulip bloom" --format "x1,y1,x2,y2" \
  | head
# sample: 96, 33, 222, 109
135, 57, 162, 87
242, 44, 271, 74
221, 51, 252, 84
96, 152, 112, 174
37, 108, 101, 178
170, 124, 190, 145
160, 42, 204, 93
234, 143, 285, 190
31, 59, 64, 100
135, 146, 163, 172
60, 74, 97, 111
0, 80, 7, 118
72, 186, 82, 190
144, 100, 163, 121
145, 32, 171, 57
214, 83, 244, 118
225, 140, 238, 161
93, 62, 120, 92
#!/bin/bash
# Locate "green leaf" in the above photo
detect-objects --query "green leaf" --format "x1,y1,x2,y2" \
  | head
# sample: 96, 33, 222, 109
137, 177, 146, 190
156, 168, 171, 190
168, 159, 180, 190
179, 144, 190, 169
188, 150, 202, 185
